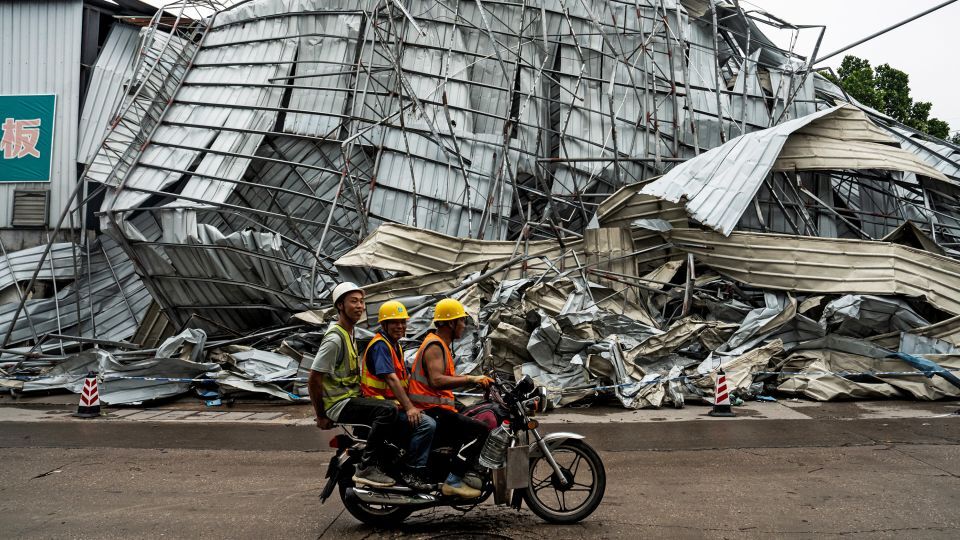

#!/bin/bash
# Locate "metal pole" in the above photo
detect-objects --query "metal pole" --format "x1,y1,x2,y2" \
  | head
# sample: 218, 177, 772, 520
709, 0, 725, 144
814, 0, 957, 64
44, 232, 66, 356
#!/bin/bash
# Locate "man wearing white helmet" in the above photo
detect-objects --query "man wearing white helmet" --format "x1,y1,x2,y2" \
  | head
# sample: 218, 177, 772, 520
307, 282, 397, 488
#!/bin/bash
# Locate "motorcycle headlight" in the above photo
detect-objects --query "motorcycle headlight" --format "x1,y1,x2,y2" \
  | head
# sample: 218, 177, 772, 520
534, 386, 549, 413
514, 374, 535, 398
522, 386, 549, 415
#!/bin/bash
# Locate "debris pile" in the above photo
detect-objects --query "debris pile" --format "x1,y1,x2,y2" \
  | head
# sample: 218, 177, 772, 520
3, 0, 960, 409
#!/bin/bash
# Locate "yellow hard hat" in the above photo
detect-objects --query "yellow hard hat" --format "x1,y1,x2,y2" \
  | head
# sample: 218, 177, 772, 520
433, 298, 467, 323
378, 300, 410, 323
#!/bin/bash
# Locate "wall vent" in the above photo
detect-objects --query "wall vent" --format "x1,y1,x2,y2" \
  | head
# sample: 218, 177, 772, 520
11, 190, 49, 228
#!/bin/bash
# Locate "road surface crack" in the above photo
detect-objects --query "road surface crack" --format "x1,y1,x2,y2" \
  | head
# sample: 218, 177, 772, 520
31, 464, 68, 479
890, 446, 960, 479
317, 507, 345, 538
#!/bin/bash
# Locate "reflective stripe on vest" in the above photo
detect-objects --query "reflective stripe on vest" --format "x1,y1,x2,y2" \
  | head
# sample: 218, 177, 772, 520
360, 332, 407, 399
407, 332, 456, 411
320, 324, 361, 411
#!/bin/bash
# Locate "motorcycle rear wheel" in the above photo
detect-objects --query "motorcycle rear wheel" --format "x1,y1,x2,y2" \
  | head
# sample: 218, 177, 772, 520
522, 439, 605, 524
338, 472, 412, 528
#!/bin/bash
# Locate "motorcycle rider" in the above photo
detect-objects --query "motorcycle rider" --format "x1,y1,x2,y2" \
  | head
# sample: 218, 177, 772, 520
360, 300, 436, 491
307, 282, 398, 488
407, 298, 493, 499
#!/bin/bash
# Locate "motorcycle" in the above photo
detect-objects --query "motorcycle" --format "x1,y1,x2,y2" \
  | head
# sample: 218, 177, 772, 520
319, 373, 606, 527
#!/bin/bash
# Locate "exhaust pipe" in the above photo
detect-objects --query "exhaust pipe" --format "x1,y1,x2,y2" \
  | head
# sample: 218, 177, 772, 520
346, 487, 438, 507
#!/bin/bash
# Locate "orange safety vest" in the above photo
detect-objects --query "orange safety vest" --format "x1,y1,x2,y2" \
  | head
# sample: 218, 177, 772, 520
407, 332, 457, 412
360, 332, 407, 400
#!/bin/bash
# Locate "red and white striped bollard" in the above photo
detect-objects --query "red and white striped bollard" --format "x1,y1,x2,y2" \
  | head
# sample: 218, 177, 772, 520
708, 367, 736, 417
74, 371, 101, 418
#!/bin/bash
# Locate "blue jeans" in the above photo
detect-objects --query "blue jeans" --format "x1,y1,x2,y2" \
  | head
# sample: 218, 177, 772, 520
397, 410, 436, 469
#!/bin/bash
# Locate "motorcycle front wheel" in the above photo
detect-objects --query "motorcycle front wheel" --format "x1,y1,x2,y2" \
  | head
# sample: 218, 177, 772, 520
337, 469, 412, 528
522, 439, 606, 524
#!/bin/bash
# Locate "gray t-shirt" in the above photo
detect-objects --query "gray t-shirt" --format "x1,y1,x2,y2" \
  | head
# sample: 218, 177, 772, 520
310, 329, 353, 421
310, 331, 343, 375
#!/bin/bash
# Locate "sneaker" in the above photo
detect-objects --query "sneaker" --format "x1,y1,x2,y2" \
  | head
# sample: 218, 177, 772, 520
352, 465, 395, 488
463, 471, 484, 490
441, 481, 481, 499
400, 470, 433, 491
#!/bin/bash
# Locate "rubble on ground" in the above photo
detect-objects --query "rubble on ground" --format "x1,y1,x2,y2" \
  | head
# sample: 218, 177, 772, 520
2, 0, 960, 410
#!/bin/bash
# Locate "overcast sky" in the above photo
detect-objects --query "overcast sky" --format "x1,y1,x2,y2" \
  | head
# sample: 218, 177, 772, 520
745, 0, 959, 136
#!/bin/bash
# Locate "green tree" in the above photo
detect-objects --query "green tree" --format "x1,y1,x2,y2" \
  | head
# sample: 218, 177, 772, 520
834, 56, 880, 109
908, 101, 933, 133
927, 118, 950, 140
874, 64, 912, 121
830, 55, 950, 141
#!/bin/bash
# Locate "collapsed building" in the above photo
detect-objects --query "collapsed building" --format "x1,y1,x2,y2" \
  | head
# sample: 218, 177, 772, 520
2, 0, 960, 407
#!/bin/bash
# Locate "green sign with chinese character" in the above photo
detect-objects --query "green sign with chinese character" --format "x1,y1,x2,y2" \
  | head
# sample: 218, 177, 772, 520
0, 94, 56, 182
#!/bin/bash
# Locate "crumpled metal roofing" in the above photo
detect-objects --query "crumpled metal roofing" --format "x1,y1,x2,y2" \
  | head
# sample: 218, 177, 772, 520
668, 227, 960, 318
86, 27, 193, 189
335, 223, 582, 277
0, 235, 149, 355
9, 0, 960, 411
640, 104, 950, 236
0, 243, 77, 293
77, 22, 141, 164
73, 0, 829, 334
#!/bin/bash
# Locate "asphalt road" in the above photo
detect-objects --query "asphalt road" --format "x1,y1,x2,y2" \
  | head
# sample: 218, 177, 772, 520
2, 414, 959, 539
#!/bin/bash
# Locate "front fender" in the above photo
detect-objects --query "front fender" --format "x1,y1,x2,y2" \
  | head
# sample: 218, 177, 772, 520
527, 431, 585, 458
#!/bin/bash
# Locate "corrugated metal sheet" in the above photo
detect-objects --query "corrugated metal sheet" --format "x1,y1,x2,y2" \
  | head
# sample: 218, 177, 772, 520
335, 222, 580, 277
640, 106, 839, 236
0, 242, 76, 292
669, 227, 960, 317
639, 105, 949, 237
227, 135, 370, 269
890, 126, 960, 181
775, 134, 950, 180
369, 130, 508, 239
283, 12, 361, 137
0, 0, 82, 227
106, 15, 297, 213
595, 181, 689, 272
0, 235, 149, 351
597, 182, 688, 229
77, 22, 140, 164
86, 29, 192, 190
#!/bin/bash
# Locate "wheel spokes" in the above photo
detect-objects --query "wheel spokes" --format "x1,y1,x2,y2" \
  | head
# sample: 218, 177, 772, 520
529, 445, 600, 515
570, 454, 583, 477
531, 474, 553, 490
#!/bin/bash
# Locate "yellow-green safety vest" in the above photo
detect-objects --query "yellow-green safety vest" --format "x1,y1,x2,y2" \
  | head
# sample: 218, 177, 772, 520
320, 324, 361, 411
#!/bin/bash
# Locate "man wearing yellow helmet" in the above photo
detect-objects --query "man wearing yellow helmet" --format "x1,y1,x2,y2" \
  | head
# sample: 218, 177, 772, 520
360, 300, 436, 491
408, 298, 494, 499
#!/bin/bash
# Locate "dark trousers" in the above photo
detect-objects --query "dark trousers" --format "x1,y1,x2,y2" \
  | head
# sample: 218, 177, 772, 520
425, 407, 489, 477
337, 397, 399, 468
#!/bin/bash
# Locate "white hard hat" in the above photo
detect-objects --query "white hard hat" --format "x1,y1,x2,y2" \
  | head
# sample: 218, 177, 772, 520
331, 281, 364, 306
